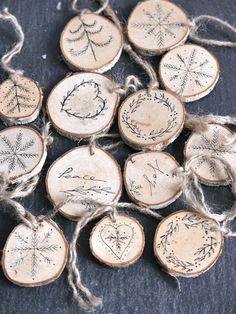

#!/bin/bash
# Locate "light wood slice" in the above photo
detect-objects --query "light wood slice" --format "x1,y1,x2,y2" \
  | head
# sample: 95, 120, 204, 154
60, 13, 123, 73
0, 76, 43, 125
184, 124, 236, 185
46, 72, 120, 140
90, 213, 145, 267
118, 89, 185, 150
159, 44, 220, 102
127, 0, 189, 55
46, 145, 122, 220
2, 219, 68, 287
0, 126, 47, 182
124, 151, 182, 208
154, 210, 223, 277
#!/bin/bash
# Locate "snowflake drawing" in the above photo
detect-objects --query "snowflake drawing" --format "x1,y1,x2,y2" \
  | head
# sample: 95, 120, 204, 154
105, 229, 130, 251
0, 130, 39, 173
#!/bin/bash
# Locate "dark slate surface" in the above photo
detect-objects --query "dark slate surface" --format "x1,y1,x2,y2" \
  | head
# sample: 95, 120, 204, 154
0, 0, 235, 313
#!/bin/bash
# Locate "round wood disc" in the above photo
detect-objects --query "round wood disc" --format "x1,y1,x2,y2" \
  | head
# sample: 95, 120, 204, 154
154, 210, 223, 277
46, 72, 119, 140
127, 0, 189, 55
185, 124, 236, 185
159, 44, 220, 102
2, 219, 68, 287
60, 13, 123, 73
124, 151, 182, 208
0, 126, 47, 182
118, 89, 185, 150
90, 213, 145, 267
0, 76, 43, 125
46, 145, 122, 220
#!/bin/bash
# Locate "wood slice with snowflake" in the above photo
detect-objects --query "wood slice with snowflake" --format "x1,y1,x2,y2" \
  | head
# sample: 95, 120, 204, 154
184, 124, 236, 185
2, 218, 68, 287
0, 76, 43, 125
159, 44, 220, 102
124, 151, 182, 208
154, 210, 223, 277
118, 89, 184, 150
90, 213, 145, 267
0, 126, 47, 182
46, 145, 122, 220
127, 0, 189, 55
60, 13, 123, 73
46, 72, 119, 140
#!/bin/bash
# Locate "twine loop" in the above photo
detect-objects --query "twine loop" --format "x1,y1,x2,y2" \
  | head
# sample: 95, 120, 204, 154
72, 0, 109, 16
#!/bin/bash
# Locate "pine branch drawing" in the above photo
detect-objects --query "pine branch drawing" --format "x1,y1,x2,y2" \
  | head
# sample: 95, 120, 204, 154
66, 17, 113, 61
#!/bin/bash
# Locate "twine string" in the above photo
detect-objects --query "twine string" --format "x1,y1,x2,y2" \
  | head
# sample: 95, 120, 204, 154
71, 0, 109, 15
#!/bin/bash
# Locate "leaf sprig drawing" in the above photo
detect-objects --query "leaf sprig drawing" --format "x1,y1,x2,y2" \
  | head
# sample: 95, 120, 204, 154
181, 214, 211, 234
194, 236, 217, 262
157, 221, 179, 255
129, 179, 143, 196
166, 254, 194, 272
61, 185, 115, 197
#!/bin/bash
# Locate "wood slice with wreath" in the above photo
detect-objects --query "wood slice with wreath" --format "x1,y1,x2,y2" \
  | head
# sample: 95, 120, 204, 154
46, 145, 122, 220
90, 213, 145, 267
127, 0, 190, 55
124, 151, 182, 208
60, 13, 123, 73
0, 76, 43, 125
2, 219, 68, 287
118, 89, 184, 150
0, 126, 47, 182
46, 72, 119, 140
154, 210, 223, 277
159, 44, 220, 102
184, 124, 236, 186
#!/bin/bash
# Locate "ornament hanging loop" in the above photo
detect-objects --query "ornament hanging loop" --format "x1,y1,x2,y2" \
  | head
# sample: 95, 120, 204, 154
71, 0, 109, 15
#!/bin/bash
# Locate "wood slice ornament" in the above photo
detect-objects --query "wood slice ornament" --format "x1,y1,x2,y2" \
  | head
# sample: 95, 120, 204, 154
124, 151, 182, 208
185, 124, 236, 186
0, 76, 43, 125
127, 0, 190, 55
46, 146, 122, 220
2, 219, 68, 287
0, 126, 47, 182
47, 72, 119, 140
90, 213, 145, 267
118, 89, 185, 150
60, 13, 123, 73
154, 210, 223, 277
159, 44, 220, 102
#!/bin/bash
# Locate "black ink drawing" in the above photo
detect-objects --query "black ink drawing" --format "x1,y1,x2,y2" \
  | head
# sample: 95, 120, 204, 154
122, 92, 178, 141
157, 221, 179, 255
60, 80, 107, 120
181, 214, 211, 234
10, 229, 60, 280
194, 236, 218, 262
163, 48, 213, 94
0, 130, 38, 173
61, 185, 115, 197
166, 253, 194, 272
129, 179, 143, 196
66, 17, 113, 61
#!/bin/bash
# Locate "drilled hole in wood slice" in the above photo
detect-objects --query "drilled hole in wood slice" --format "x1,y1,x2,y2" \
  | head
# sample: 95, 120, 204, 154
60, 13, 123, 73
154, 210, 223, 277
185, 124, 236, 186
46, 146, 122, 220
118, 89, 184, 150
0, 126, 46, 182
90, 213, 145, 267
46, 72, 119, 140
127, 0, 189, 55
159, 44, 220, 102
2, 219, 68, 287
124, 151, 182, 208
0, 76, 43, 125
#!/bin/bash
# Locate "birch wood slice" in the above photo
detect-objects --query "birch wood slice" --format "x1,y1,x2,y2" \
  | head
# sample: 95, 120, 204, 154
90, 214, 145, 267
0, 76, 43, 125
46, 145, 122, 220
46, 72, 119, 140
60, 13, 123, 73
159, 44, 220, 102
124, 151, 182, 208
184, 124, 236, 186
154, 210, 223, 277
2, 219, 68, 287
127, 0, 189, 55
0, 126, 47, 182
118, 89, 185, 150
